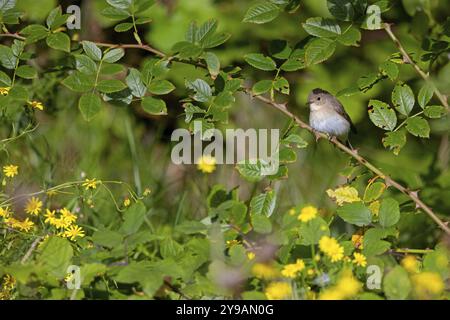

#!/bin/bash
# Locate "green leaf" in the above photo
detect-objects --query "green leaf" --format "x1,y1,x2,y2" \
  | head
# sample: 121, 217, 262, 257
106, 0, 132, 10
418, 83, 434, 109
101, 7, 130, 20
280, 58, 305, 71
379, 61, 398, 80
103, 48, 125, 63
251, 214, 272, 234
80, 263, 107, 286
120, 201, 147, 235
302, 17, 341, 38
337, 26, 361, 46
305, 38, 336, 65
383, 130, 406, 155
236, 159, 274, 182
363, 182, 386, 202
368, 99, 397, 131
204, 52, 220, 78
250, 190, 276, 217
186, 79, 212, 102
378, 198, 400, 227
46, 7, 69, 30
38, 236, 73, 277
148, 79, 175, 95
75, 54, 97, 75
196, 19, 218, 43
406, 117, 430, 138
92, 229, 124, 248
327, 0, 359, 21
243, 1, 280, 24
62, 72, 95, 92
392, 83, 415, 116
423, 247, 449, 279
21, 24, 49, 43
424, 105, 446, 119
298, 216, 330, 245
126, 68, 146, 98
0, 45, 17, 69
383, 266, 411, 300
16, 65, 37, 79
362, 227, 395, 256
337, 202, 372, 226
82, 41, 102, 62
282, 134, 308, 148
273, 76, 290, 94
0, 70, 11, 86
141, 96, 167, 115
46, 32, 70, 52
97, 79, 127, 93
200, 33, 231, 49
79, 93, 102, 121
114, 22, 134, 32
252, 80, 272, 95
244, 53, 276, 71
0, 0, 16, 12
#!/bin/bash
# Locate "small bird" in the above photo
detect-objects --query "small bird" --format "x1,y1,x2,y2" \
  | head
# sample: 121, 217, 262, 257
307, 88, 356, 145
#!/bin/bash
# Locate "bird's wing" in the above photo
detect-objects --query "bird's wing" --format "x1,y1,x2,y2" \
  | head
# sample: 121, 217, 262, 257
331, 98, 357, 134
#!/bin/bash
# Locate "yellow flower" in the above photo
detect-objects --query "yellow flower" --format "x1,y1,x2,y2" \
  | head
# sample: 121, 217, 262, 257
0, 207, 11, 218
307, 269, 315, 276
351, 234, 364, 249
265, 282, 292, 300
2, 164, 18, 178
197, 155, 216, 173
281, 259, 305, 278
27, 100, 44, 110
252, 263, 279, 280
319, 270, 361, 300
247, 252, 256, 260
298, 206, 317, 222
123, 198, 131, 207
63, 225, 85, 241
17, 218, 35, 232
82, 178, 99, 190
401, 255, 420, 273
319, 236, 344, 262
326, 186, 361, 206
53, 217, 71, 229
352, 252, 367, 267
288, 208, 297, 216
60, 207, 77, 225
25, 197, 42, 216
0, 87, 11, 96
226, 239, 240, 247
412, 272, 444, 299
44, 209, 56, 224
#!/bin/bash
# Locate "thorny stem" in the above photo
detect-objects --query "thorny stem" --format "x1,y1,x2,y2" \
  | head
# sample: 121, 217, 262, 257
0, 31, 449, 235
383, 23, 449, 110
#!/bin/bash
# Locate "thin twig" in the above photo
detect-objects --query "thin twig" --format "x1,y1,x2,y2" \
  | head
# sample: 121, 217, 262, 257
21, 236, 43, 264
383, 23, 449, 110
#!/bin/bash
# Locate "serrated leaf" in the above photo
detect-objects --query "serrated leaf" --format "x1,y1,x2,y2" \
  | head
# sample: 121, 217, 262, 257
392, 83, 415, 116
378, 198, 400, 227
424, 105, 446, 119
302, 17, 341, 38
148, 79, 175, 95
97, 79, 126, 93
75, 54, 97, 75
368, 99, 397, 131
82, 41, 102, 62
200, 32, 230, 49
243, 1, 280, 24
252, 80, 272, 95
103, 48, 125, 63
406, 117, 430, 138
250, 190, 276, 217
0, 45, 17, 69
382, 130, 406, 155
106, 0, 132, 10
186, 79, 212, 102
418, 83, 434, 109
16, 65, 37, 79
62, 72, 95, 92
336, 202, 372, 226
46, 32, 70, 52
142, 96, 167, 115
305, 38, 336, 65
126, 68, 146, 98
79, 93, 102, 121
244, 53, 276, 71
337, 26, 361, 46
21, 24, 49, 43
280, 58, 305, 71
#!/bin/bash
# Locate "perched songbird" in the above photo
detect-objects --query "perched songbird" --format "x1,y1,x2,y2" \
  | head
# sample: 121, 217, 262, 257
307, 88, 356, 144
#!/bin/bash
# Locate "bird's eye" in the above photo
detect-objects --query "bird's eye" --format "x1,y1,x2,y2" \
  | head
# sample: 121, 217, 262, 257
317, 97, 321, 101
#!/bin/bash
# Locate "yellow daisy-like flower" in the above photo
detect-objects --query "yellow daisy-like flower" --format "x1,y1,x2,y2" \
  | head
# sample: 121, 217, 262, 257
25, 197, 42, 216
319, 270, 361, 300
319, 236, 344, 262
53, 217, 71, 230
63, 225, 85, 241
352, 252, 367, 267
17, 218, 35, 232
0, 207, 11, 218
123, 198, 131, 207
265, 281, 292, 300
401, 255, 420, 273
82, 178, 99, 190
0, 87, 11, 96
281, 259, 305, 278
247, 252, 256, 260
60, 207, 77, 225
351, 234, 364, 249
298, 206, 317, 223
3, 164, 18, 178
27, 100, 44, 110
44, 209, 56, 224
251, 263, 279, 280
412, 272, 444, 299
197, 155, 216, 174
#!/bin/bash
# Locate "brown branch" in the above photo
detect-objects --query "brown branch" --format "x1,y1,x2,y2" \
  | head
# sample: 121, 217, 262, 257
383, 23, 449, 110
1, 31, 449, 235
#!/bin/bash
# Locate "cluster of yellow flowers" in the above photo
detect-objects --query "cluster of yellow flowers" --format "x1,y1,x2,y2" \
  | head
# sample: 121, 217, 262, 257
319, 236, 344, 262
297, 206, 317, 223
43, 207, 85, 241
0, 274, 16, 300
319, 270, 362, 300
281, 259, 305, 278
0, 87, 45, 111
0, 196, 39, 232
265, 281, 292, 300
